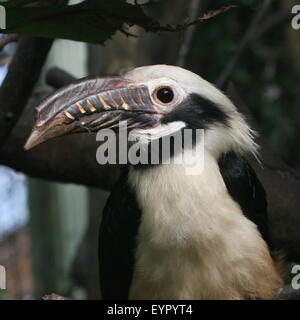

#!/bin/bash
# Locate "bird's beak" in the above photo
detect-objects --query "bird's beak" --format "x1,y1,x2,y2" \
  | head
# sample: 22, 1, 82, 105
24, 76, 159, 150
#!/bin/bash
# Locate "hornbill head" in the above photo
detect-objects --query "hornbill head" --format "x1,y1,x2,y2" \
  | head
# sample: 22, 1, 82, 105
25, 65, 257, 158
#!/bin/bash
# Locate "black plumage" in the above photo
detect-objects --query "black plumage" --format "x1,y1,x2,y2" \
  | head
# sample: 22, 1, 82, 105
218, 152, 272, 250
99, 167, 141, 299
162, 93, 230, 129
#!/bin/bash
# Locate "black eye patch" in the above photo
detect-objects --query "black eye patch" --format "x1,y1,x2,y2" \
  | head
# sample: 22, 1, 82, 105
161, 93, 230, 130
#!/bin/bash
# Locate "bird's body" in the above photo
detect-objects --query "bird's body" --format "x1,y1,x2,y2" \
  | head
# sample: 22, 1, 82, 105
25, 64, 283, 300
100, 151, 281, 300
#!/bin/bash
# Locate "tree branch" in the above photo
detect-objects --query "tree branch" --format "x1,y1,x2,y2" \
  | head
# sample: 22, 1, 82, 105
0, 0, 68, 147
0, 36, 53, 147
0, 66, 119, 190
176, 0, 201, 68
148, 5, 235, 33
0, 101, 119, 191
216, 0, 274, 88
257, 8, 292, 39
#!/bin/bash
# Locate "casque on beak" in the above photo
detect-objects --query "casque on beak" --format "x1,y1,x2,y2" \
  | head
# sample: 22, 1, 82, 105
24, 76, 159, 150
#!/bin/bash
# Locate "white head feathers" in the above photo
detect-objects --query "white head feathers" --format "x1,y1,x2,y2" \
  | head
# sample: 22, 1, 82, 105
125, 64, 259, 159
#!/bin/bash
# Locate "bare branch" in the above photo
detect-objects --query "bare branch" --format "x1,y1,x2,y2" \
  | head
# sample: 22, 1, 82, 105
0, 36, 53, 147
176, 0, 201, 68
147, 5, 236, 33
257, 8, 292, 38
0, 0, 68, 147
0, 67, 119, 190
0, 100, 119, 191
216, 0, 274, 88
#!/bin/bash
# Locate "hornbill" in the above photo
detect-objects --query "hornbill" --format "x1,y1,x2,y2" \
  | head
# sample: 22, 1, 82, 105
25, 65, 282, 299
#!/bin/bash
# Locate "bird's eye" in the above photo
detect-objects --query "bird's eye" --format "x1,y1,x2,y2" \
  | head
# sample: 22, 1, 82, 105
155, 87, 174, 104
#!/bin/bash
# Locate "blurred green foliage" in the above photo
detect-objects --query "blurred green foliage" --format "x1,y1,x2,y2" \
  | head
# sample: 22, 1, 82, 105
189, 0, 300, 169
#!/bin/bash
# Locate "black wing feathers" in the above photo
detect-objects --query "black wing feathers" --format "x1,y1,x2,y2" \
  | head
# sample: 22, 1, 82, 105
218, 152, 273, 250
99, 167, 141, 299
